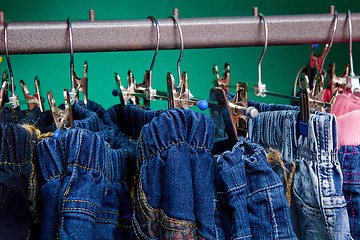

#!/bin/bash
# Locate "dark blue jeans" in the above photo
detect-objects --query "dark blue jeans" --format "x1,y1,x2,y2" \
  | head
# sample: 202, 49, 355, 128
103, 104, 165, 140
37, 128, 135, 240
133, 108, 217, 239
0, 122, 38, 240
213, 137, 296, 240
18, 107, 56, 133
0, 107, 27, 123
339, 145, 360, 239
247, 102, 351, 239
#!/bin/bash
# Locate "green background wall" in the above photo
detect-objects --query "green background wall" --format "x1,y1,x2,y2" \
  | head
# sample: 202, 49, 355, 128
0, 0, 359, 111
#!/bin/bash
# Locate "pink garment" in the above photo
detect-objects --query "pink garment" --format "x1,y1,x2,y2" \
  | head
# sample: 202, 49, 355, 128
331, 93, 360, 148
331, 93, 360, 117
336, 109, 360, 148
322, 89, 331, 102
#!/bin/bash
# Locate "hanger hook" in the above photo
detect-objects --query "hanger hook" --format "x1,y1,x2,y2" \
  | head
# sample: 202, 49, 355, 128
67, 18, 75, 91
348, 10, 355, 77
319, 10, 338, 73
147, 16, 160, 88
169, 13, 184, 83
256, 13, 268, 97
4, 20, 15, 98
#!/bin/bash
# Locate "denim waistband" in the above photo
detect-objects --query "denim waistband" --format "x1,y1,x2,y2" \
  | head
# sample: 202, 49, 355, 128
297, 112, 338, 163
139, 108, 214, 161
17, 107, 56, 133
0, 122, 37, 165
248, 103, 338, 163
0, 107, 27, 124
37, 128, 127, 183
79, 99, 107, 120
103, 104, 165, 140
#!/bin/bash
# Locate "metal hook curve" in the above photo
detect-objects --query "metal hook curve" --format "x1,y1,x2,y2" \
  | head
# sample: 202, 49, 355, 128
348, 10, 355, 77
147, 16, 160, 88
256, 13, 268, 97
4, 20, 15, 98
319, 10, 338, 73
169, 14, 184, 84
67, 18, 75, 91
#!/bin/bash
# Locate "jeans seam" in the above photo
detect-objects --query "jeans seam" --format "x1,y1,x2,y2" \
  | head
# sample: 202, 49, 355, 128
217, 183, 247, 195
63, 199, 100, 211
234, 235, 252, 239
0, 160, 31, 166
267, 189, 279, 239
132, 217, 151, 240
67, 163, 105, 176
60, 130, 84, 238
63, 207, 96, 216
246, 183, 282, 197
46, 173, 66, 181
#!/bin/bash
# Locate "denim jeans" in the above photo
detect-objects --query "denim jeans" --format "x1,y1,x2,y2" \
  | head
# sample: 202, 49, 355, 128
0, 107, 27, 123
0, 122, 38, 240
103, 104, 165, 140
339, 145, 360, 239
17, 107, 56, 133
134, 108, 217, 239
37, 128, 135, 240
213, 136, 296, 240
247, 103, 352, 239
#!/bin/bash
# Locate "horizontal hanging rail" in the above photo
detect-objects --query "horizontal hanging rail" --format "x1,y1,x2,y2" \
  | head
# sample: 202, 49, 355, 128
0, 10, 359, 54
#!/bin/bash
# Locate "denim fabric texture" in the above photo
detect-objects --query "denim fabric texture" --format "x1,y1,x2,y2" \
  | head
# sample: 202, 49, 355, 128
213, 137, 296, 240
103, 104, 165, 140
0, 122, 38, 240
37, 128, 135, 240
17, 107, 56, 133
0, 107, 27, 123
134, 108, 217, 239
246, 102, 352, 240
339, 145, 360, 239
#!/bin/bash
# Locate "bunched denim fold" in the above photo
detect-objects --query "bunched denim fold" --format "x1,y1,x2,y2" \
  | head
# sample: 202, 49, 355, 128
37, 128, 136, 240
134, 108, 218, 239
0, 122, 38, 240
213, 137, 296, 240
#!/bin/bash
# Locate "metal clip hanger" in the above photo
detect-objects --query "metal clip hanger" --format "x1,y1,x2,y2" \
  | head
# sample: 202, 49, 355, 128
20, 77, 44, 112
0, 71, 9, 109
345, 10, 360, 98
113, 16, 160, 107
327, 63, 348, 95
47, 89, 74, 131
167, 9, 209, 111
134, 16, 159, 105
213, 83, 258, 142
67, 18, 88, 105
4, 20, 19, 108
213, 63, 230, 93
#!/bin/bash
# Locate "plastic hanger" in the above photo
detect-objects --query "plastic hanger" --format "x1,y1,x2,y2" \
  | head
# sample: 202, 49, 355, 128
67, 18, 88, 106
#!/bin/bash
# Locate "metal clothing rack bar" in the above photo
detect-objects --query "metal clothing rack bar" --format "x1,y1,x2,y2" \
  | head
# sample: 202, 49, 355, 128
0, 10, 359, 54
